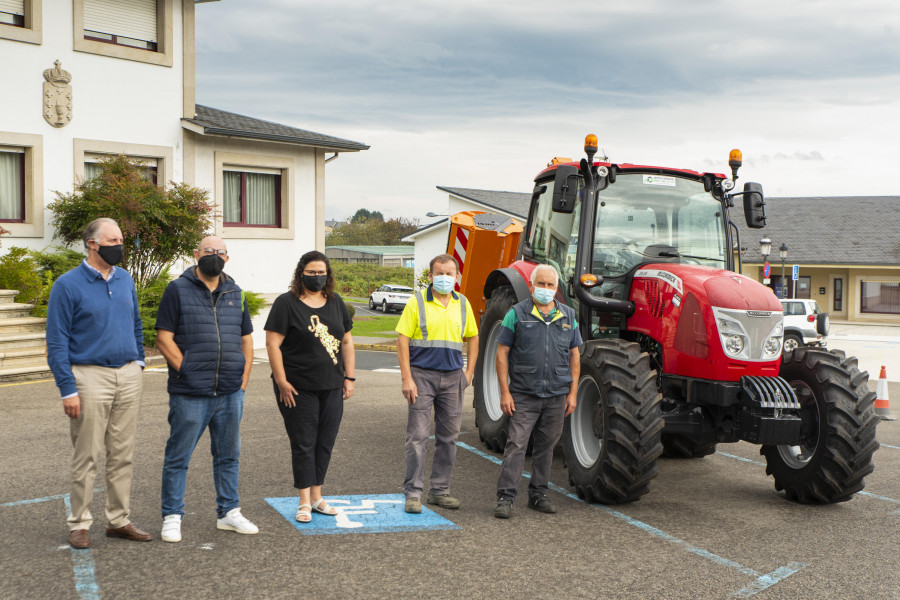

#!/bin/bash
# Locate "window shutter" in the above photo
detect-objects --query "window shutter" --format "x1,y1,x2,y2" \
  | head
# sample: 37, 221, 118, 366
0, 1, 24, 16
84, 0, 158, 43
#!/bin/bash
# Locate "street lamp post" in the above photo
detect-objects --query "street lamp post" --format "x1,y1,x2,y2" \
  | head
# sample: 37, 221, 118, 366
779, 243, 789, 299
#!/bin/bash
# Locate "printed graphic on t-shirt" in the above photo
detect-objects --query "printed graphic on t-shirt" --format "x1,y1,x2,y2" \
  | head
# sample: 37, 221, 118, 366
309, 314, 340, 365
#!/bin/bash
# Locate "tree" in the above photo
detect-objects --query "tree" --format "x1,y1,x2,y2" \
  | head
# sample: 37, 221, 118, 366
48, 155, 214, 287
325, 217, 419, 246
350, 208, 384, 224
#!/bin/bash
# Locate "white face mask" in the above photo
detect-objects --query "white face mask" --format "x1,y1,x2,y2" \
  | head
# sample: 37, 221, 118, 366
532, 287, 555, 305
432, 275, 455, 294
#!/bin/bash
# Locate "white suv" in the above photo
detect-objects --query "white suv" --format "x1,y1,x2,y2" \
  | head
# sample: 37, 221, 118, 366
369, 284, 414, 313
780, 299, 828, 351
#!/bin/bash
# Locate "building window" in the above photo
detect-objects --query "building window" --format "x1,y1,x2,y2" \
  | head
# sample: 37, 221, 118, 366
833, 278, 843, 312
84, 153, 158, 185
0, 148, 25, 223
0, 0, 40, 44
223, 170, 282, 228
83, 0, 157, 50
0, 0, 25, 27
861, 282, 900, 315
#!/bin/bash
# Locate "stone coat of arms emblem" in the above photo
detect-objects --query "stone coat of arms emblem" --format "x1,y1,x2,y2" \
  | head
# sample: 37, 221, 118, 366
43, 60, 72, 128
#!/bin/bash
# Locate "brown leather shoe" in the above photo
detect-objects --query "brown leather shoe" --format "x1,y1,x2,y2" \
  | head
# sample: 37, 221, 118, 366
69, 529, 90, 549
105, 523, 152, 542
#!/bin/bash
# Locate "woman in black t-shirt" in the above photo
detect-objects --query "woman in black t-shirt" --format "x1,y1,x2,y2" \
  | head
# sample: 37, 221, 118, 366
265, 250, 355, 523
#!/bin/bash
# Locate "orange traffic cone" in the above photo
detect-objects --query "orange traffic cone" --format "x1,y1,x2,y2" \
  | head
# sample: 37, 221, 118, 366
875, 366, 896, 421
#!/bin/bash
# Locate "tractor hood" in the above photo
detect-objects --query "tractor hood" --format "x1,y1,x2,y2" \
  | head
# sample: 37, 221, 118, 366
629, 264, 783, 381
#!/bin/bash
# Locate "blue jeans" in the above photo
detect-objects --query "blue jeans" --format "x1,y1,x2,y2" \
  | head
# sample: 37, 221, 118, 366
161, 389, 244, 518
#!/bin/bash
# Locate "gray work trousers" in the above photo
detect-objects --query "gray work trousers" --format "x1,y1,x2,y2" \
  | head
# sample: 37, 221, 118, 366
496, 392, 566, 501
403, 366, 466, 499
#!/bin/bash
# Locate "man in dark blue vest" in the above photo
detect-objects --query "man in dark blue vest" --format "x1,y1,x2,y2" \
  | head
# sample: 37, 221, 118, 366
494, 264, 581, 519
155, 236, 257, 542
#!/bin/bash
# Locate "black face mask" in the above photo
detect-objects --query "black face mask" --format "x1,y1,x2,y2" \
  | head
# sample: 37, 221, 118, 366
96, 244, 124, 266
303, 274, 327, 292
198, 254, 225, 277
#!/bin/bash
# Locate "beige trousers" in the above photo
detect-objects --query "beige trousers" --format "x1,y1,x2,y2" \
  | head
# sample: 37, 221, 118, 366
67, 362, 143, 531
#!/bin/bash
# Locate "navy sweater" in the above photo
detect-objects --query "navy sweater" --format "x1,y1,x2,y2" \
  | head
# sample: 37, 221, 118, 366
46, 261, 144, 397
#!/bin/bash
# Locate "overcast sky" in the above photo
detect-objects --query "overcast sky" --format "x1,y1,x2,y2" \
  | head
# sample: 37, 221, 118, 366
195, 0, 900, 221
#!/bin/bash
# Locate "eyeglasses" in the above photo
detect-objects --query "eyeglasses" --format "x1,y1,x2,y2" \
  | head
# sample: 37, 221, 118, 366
200, 248, 228, 256
303, 270, 327, 276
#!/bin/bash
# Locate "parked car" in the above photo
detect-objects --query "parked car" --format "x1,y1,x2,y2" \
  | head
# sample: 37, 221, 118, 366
369, 285, 414, 313
780, 298, 829, 351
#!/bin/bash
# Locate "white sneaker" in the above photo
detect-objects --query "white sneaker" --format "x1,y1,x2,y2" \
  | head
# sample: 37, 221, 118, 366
161, 515, 182, 543
216, 508, 259, 535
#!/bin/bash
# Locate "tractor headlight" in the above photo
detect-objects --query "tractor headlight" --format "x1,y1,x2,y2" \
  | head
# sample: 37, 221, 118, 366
715, 315, 750, 359
762, 322, 784, 359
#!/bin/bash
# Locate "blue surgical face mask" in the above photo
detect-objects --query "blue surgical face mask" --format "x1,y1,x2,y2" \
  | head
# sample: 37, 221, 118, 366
432, 275, 456, 294
532, 287, 555, 305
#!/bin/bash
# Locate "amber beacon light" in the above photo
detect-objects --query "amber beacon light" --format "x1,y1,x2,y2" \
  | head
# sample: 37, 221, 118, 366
728, 148, 742, 181
584, 134, 598, 155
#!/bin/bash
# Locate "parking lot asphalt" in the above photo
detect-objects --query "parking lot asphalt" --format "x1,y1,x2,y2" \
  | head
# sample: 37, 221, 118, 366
2, 358, 899, 600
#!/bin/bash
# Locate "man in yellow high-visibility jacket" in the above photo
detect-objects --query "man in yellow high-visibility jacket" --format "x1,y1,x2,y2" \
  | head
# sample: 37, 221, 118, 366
396, 254, 478, 514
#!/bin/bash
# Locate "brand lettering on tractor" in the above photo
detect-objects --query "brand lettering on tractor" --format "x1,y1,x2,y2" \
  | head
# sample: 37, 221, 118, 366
635, 269, 683, 294
746, 311, 772, 317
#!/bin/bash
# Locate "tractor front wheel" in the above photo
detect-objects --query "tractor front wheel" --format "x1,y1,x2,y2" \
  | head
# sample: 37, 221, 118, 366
761, 348, 879, 503
562, 339, 663, 504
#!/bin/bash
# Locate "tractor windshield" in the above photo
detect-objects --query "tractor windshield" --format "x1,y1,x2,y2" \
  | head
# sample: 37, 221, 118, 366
591, 173, 727, 278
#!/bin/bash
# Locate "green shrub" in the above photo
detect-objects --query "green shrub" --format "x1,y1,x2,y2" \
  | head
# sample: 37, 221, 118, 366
30, 246, 84, 278
330, 262, 414, 298
136, 268, 172, 347
0, 247, 45, 309
344, 299, 356, 320
242, 290, 265, 318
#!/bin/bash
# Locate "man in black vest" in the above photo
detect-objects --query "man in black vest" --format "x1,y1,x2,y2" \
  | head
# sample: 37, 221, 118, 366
494, 264, 581, 519
155, 236, 257, 542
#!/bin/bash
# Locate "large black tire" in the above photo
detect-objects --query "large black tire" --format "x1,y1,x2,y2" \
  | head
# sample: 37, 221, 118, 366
562, 340, 664, 504
661, 434, 716, 458
760, 348, 879, 503
473, 285, 518, 452
368, 297, 376, 310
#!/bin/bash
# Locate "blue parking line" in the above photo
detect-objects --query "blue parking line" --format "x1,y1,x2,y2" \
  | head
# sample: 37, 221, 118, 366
882, 444, 900, 450
456, 441, 804, 596
0, 489, 102, 508
62, 495, 100, 600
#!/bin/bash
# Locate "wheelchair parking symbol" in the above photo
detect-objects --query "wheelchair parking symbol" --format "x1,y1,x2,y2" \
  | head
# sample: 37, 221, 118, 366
265, 493, 460, 535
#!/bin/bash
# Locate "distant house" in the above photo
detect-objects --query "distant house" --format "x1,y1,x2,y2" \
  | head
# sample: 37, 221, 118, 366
325, 245, 415, 268
733, 196, 900, 324
0, 0, 369, 293
324, 219, 345, 234
402, 186, 530, 273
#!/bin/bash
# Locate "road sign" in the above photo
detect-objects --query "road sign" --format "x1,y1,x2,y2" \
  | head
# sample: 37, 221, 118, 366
792, 264, 799, 281
763, 263, 771, 278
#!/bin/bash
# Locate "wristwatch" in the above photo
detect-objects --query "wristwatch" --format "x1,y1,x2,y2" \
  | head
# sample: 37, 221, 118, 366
344, 376, 356, 381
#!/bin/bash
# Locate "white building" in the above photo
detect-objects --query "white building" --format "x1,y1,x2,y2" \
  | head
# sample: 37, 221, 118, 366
402, 186, 529, 274
0, 0, 368, 292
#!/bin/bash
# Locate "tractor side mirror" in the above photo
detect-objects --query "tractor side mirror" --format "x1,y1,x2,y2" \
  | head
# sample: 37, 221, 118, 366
552, 165, 579, 214
742, 182, 766, 229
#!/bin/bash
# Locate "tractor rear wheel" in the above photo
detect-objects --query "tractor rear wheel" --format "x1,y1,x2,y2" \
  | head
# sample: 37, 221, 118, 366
473, 285, 518, 452
761, 348, 879, 503
562, 340, 663, 504
661, 434, 716, 458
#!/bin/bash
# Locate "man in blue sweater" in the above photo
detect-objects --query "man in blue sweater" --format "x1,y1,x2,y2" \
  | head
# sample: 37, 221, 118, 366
46, 218, 151, 549
155, 235, 256, 543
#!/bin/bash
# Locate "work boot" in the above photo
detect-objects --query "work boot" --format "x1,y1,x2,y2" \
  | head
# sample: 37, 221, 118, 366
527, 495, 558, 514
404, 497, 422, 514
494, 498, 513, 519
426, 494, 461, 509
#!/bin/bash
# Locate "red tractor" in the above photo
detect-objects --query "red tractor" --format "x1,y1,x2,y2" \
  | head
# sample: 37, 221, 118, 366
471, 135, 879, 504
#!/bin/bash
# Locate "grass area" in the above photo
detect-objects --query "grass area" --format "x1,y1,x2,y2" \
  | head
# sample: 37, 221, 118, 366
343, 296, 368, 303
352, 314, 400, 338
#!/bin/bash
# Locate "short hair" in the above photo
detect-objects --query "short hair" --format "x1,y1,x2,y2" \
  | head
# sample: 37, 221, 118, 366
429, 253, 459, 274
82, 218, 118, 250
530, 264, 559, 285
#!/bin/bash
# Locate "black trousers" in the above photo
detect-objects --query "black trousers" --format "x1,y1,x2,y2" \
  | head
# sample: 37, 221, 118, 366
275, 383, 343, 489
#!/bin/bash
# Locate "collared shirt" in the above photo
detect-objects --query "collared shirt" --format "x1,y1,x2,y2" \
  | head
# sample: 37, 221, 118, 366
395, 285, 478, 371
498, 301, 582, 349
46, 260, 145, 398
